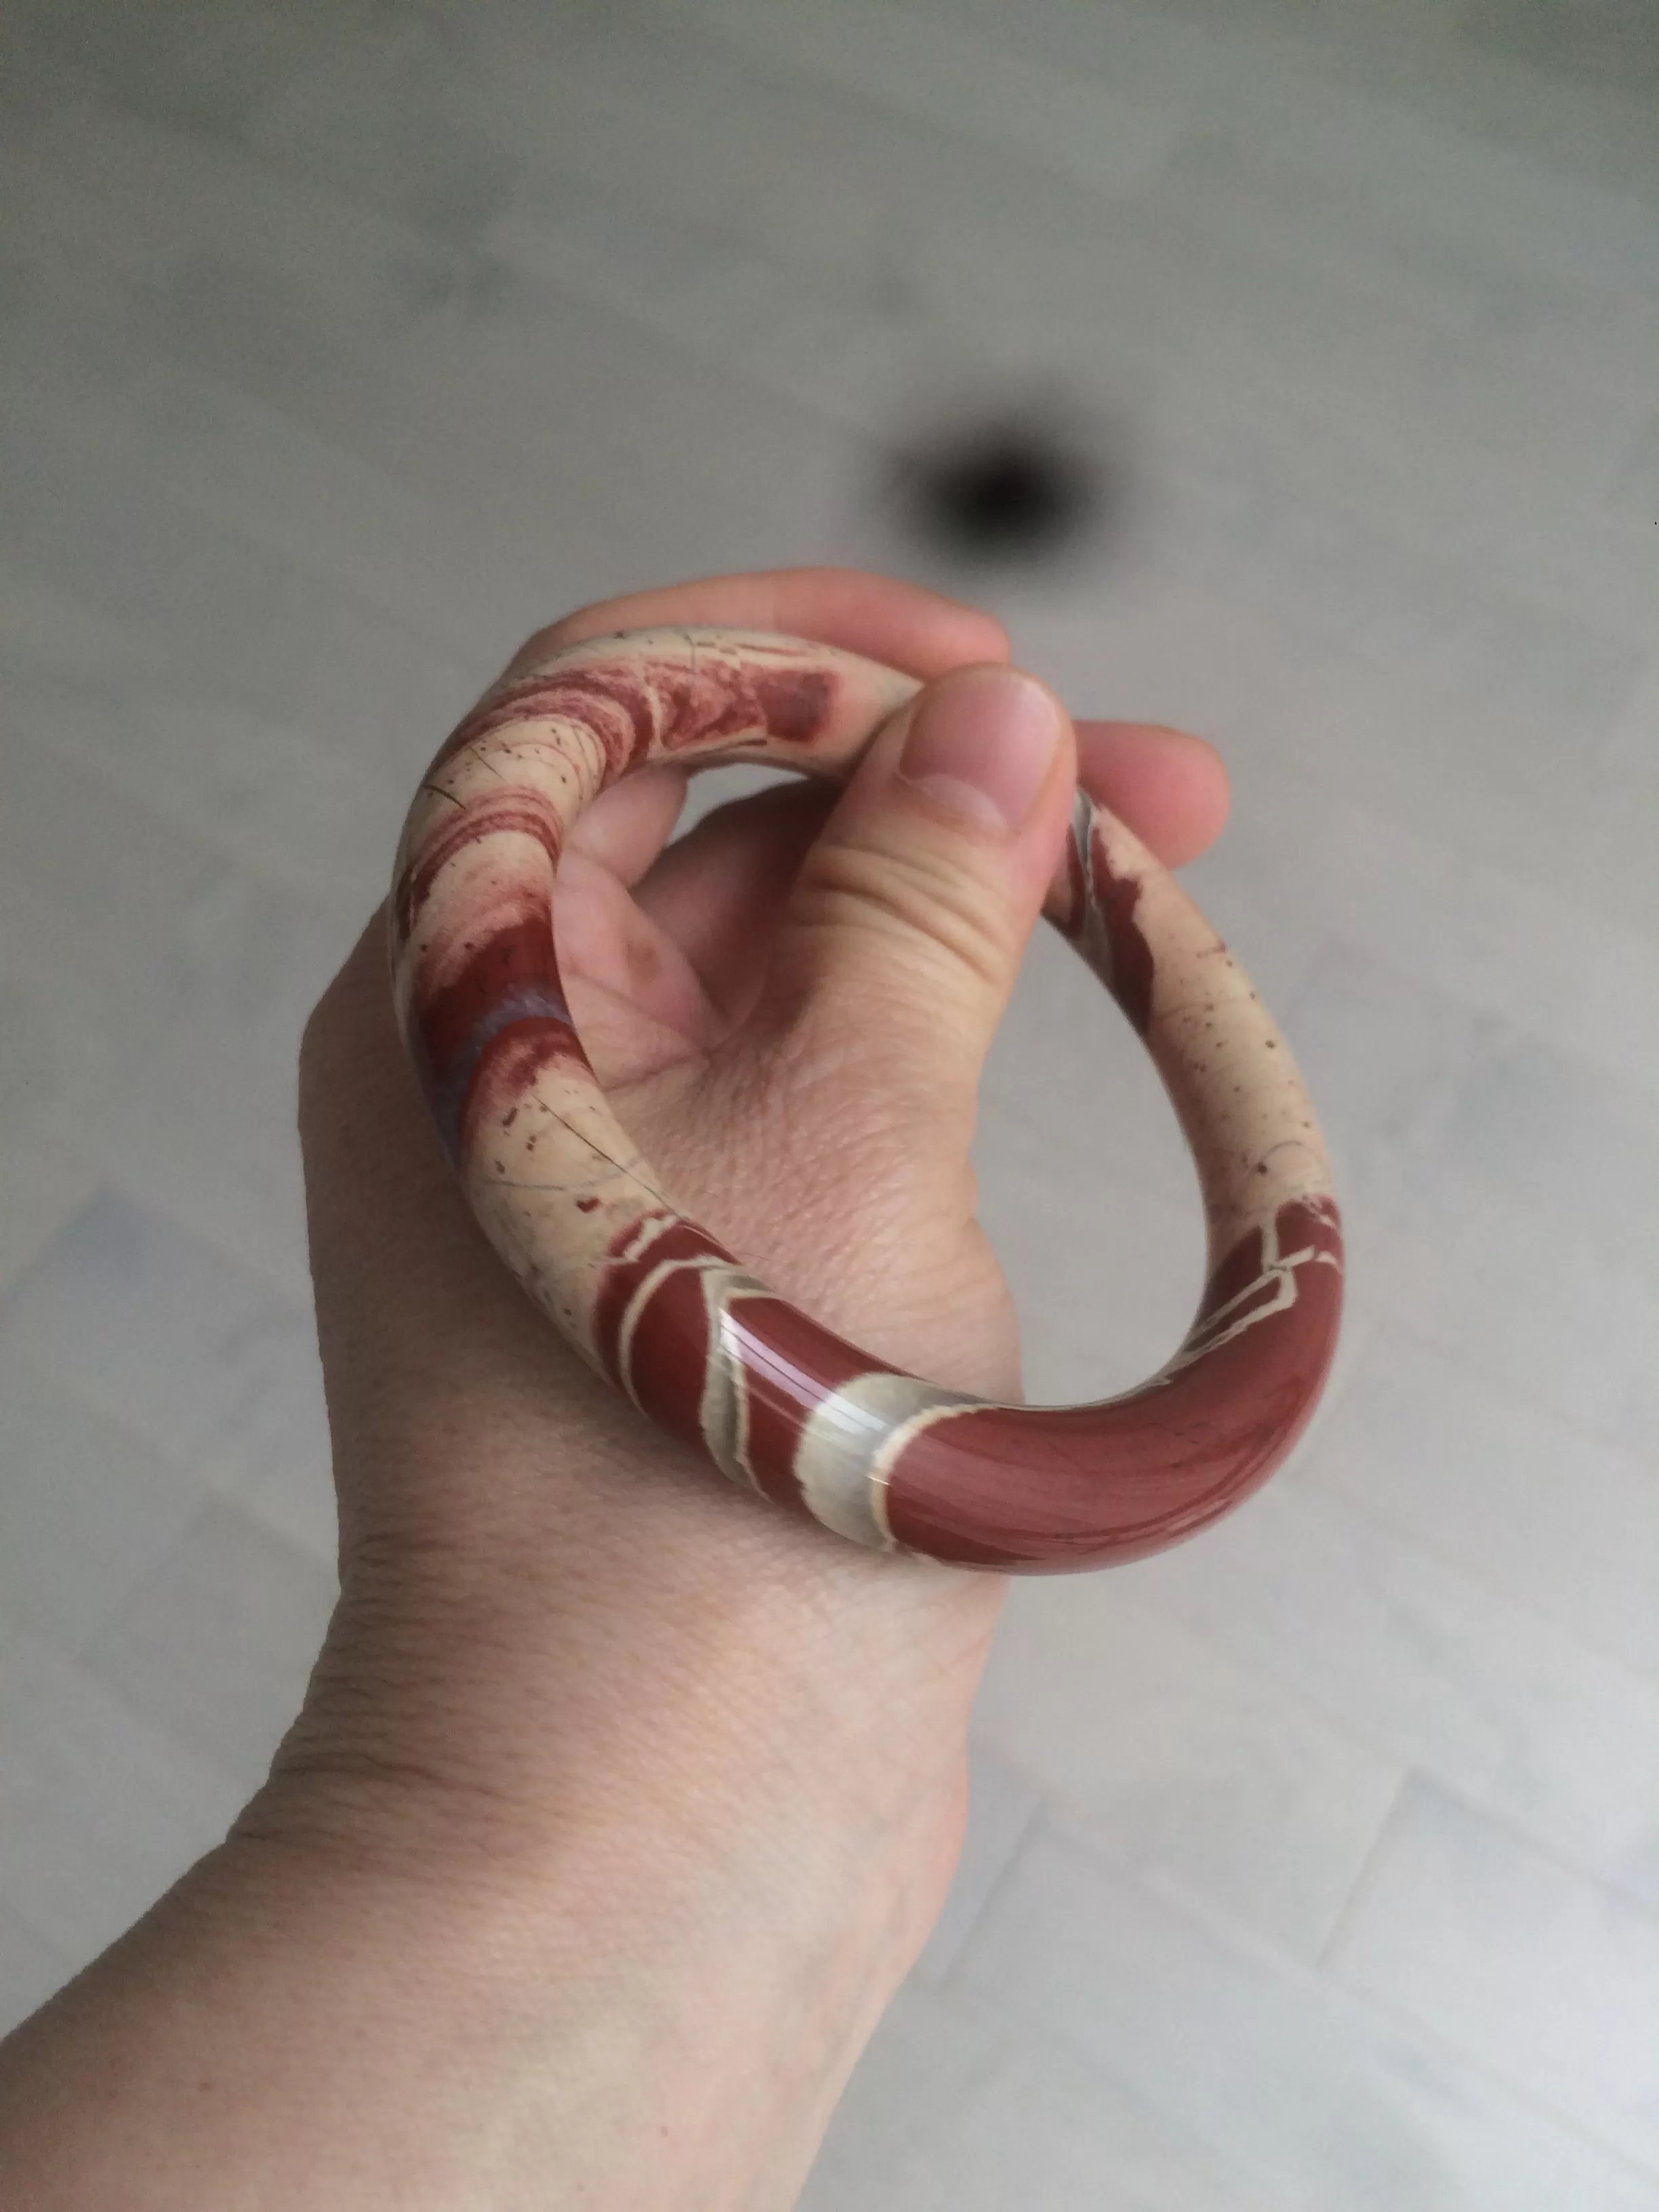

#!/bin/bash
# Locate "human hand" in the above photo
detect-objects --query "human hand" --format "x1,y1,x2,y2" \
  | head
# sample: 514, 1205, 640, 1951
279, 564, 1228, 1868
0, 567, 1229, 2212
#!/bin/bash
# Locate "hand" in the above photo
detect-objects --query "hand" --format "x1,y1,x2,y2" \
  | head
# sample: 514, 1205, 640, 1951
0, 567, 1229, 2212
280, 563, 1227, 1865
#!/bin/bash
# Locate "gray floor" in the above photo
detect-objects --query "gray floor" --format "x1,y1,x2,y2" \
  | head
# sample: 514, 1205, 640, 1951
1, 1, 1656, 2205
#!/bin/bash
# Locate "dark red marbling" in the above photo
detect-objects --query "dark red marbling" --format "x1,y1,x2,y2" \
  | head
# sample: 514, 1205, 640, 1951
882, 1197, 1343, 1570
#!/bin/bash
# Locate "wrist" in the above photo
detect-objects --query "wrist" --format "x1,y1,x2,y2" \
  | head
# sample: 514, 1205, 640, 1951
202, 1530, 989, 2208
3, 1696, 960, 2212
274, 1450, 1001, 1893
228, 1718, 960, 2212
244, 1554, 979, 1973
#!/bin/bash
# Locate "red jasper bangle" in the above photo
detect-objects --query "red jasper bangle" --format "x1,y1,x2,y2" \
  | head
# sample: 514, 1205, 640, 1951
390, 628, 1343, 1572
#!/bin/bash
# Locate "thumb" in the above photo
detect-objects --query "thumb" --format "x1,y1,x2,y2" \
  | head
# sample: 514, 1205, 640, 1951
750, 663, 1077, 1142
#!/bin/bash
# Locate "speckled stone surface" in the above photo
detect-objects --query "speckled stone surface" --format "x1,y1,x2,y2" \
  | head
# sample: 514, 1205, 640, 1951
390, 627, 1343, 1570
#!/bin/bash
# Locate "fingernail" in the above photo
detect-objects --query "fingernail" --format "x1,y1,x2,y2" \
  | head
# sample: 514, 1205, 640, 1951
897, 668, 1062, 832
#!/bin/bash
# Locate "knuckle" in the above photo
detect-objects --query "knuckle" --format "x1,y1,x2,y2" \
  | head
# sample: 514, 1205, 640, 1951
792, 838, 1012, 995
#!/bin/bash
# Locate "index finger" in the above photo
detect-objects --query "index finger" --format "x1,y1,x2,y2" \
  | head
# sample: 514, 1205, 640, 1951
507, 565, 1012, 683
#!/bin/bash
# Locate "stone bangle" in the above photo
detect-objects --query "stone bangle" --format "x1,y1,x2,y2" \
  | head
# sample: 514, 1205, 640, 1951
390, 627, 1343, 1572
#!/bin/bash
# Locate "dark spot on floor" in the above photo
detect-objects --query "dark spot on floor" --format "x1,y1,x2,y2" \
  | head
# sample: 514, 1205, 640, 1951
884, 395, 1120, 565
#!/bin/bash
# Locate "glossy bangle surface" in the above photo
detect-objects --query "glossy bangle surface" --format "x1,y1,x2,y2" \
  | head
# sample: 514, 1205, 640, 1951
390, 627, 1343, 1571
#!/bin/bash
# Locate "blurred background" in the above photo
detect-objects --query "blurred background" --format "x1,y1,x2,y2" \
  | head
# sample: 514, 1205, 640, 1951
1, 2, 1656, 2205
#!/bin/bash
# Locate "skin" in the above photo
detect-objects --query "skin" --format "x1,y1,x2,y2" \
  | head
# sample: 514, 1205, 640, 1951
0, 567, 1229, 2211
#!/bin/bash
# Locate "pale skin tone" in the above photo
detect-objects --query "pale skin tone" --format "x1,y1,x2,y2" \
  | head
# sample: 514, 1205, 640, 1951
0, 568, 1229, 2209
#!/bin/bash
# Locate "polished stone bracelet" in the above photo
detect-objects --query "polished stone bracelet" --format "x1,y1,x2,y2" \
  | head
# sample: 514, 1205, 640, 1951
390, 627, 1343, 1572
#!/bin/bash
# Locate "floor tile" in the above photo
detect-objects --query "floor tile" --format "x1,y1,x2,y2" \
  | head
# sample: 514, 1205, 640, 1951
958, 1821, 1659, 2212
3, 652, 397, 922
0, 1610, 246, 1961
1331, 1781, 1659, 2174
1366, 1171, 1659, 1448
1130, 1475, 1659, 1915
1198, 754, 1659, 1099
806, 1978, 1275, 2212
677, 0, 1184, 201
0, 1903, 75, 2039
81, 1496, 335, 1793
973, 1578, 1403, 1960
0, 714, 229, 1008
0, 1128, 96, 1296
1313, 1324, 1659, 1678
60, 869, 359, 1306
0, 1348, 207, 1654
0, 1191, 329, 1509
1434, 1036, 1659, 1276
1277, 941, 1506, 1231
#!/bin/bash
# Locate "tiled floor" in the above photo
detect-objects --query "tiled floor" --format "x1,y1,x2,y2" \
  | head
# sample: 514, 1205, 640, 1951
1, 1, 1655, 2204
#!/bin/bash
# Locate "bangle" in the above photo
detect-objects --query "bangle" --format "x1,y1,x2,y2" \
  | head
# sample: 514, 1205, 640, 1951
390, 628, 1342, 1571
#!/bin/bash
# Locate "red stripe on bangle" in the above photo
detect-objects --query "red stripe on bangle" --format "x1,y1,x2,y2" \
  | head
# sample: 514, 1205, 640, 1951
882, 1200, 1343, 1569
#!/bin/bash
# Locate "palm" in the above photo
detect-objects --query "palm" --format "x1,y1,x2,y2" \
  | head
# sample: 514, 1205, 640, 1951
556, 770, 1027, 1399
